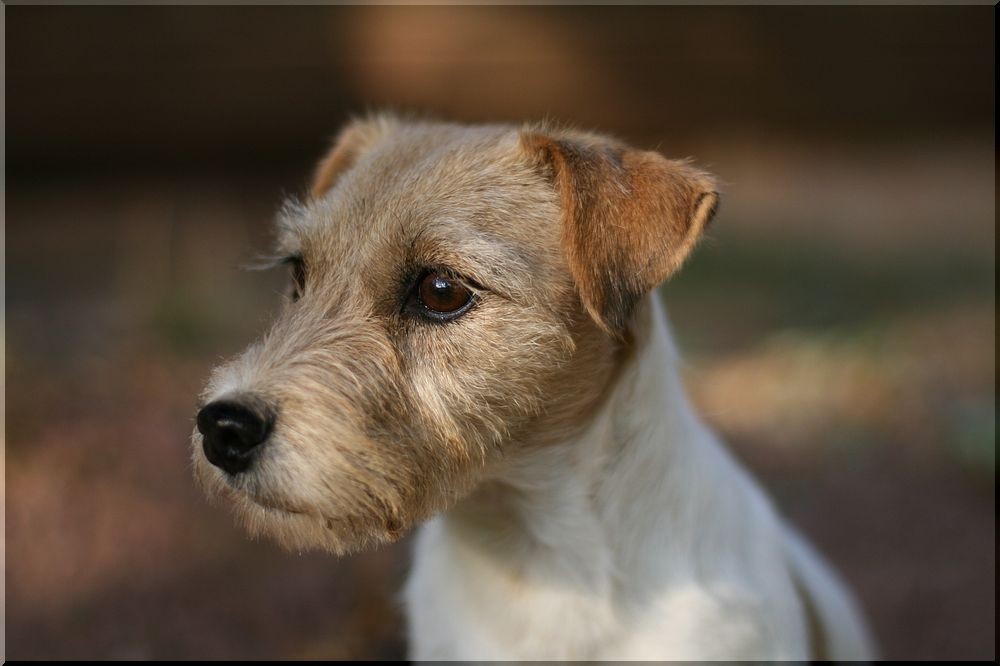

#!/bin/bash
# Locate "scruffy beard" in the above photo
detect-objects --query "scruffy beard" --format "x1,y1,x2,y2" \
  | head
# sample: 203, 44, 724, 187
190, 429, 407, 555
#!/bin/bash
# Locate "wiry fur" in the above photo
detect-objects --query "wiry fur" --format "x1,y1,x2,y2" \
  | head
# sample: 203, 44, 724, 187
192, 113, 874, 659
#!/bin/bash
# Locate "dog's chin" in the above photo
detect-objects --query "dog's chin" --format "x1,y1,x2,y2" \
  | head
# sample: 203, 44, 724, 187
191, 447, 401, 556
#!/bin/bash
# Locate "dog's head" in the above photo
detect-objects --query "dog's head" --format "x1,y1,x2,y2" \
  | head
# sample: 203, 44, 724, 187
192, 114, 718, 553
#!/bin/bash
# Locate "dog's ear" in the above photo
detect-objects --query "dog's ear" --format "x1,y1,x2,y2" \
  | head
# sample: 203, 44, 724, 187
310, 113, 399, 198
522, 130, 719, 336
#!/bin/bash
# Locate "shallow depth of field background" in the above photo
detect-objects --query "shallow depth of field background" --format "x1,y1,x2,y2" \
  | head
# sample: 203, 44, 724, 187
4, 6, 995, 660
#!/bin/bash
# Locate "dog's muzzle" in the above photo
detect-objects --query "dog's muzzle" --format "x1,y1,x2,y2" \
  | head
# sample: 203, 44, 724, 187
197, 397, 274, 475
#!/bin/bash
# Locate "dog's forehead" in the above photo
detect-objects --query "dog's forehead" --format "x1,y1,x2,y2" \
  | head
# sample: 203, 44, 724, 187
292, 124, 561, 270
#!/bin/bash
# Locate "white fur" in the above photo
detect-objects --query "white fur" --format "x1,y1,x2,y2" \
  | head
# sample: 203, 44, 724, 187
403, 295, 875, 660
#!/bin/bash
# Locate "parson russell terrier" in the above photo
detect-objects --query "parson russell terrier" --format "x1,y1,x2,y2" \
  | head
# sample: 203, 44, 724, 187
192, 114, 875, 660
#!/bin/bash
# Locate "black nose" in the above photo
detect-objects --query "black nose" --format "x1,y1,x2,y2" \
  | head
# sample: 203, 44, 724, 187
197, 398, 273, 475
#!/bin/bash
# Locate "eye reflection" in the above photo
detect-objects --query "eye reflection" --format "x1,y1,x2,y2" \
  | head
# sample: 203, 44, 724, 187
419, 272, 472, 313
410, 270, 476, 322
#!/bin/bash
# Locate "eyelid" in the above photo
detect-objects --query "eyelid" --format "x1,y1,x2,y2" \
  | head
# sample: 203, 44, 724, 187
447, 267, 512, 302
445, 274, 482, 296
422, 266, 484, 296
282, 253, 306, 301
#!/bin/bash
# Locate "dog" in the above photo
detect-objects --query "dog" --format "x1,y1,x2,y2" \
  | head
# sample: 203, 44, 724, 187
192, 113, 875, 660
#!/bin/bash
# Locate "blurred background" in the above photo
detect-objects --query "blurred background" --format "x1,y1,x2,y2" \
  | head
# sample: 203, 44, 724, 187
4, 5, 994, 660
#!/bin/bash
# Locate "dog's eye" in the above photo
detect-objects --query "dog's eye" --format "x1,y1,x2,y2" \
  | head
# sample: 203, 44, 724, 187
414, 271, 475, 320
284, 255, 306, 302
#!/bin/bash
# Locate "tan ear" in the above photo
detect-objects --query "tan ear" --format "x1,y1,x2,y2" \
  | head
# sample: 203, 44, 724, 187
522, 131, 719, 336
310, 114, 399, 198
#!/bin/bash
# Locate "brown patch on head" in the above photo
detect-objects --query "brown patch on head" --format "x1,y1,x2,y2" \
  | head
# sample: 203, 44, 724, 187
522, 130, 719, 336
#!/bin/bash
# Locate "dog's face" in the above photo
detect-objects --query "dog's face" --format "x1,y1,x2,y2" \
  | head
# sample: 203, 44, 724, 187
192, 115, 717, 553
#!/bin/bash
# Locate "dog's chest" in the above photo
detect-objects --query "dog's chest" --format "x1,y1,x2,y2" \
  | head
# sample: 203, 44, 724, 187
403, 519, 801, 660
403, 517, 627, 660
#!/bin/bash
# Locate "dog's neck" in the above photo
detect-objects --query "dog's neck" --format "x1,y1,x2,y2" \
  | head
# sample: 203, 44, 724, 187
444, 294, 737, 596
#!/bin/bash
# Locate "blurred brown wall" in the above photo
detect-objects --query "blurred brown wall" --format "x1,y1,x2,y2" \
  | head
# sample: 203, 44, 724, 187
6, 5, 994, 179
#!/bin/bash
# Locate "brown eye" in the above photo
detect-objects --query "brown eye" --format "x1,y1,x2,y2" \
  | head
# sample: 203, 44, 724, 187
417, 271, 474, 318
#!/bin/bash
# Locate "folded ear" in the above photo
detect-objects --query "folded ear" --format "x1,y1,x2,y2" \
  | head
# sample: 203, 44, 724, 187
522, 130, 719, 336
310, 113, 400, 198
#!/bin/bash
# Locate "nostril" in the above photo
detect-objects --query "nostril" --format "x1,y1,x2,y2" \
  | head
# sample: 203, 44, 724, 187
197, 398, 274, 474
